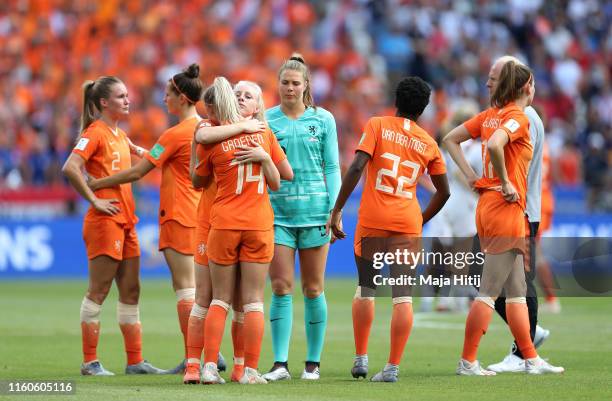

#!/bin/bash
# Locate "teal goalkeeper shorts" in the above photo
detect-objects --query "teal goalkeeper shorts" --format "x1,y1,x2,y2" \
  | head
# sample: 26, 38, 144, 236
274, 225, 331, 249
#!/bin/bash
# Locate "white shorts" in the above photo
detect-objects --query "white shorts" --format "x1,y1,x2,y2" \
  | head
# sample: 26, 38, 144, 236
425, 192, 477, 241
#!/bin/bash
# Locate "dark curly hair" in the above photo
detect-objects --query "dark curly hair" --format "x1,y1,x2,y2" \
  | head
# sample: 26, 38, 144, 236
395, 76, 431, 118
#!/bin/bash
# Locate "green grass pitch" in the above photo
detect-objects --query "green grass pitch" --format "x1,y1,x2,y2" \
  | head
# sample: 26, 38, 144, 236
1, 279, 611, 401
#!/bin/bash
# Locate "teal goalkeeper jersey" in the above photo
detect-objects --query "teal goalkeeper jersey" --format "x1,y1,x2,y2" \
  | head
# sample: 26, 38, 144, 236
265, 105, 341, 227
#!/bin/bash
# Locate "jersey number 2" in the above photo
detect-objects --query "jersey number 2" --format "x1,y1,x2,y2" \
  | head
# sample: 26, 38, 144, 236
375, 152, 420, 199
111, 151, 121, 171
236, 162, 264, 194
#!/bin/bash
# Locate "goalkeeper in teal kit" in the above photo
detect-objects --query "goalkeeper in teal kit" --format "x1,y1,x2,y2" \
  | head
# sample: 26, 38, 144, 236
262, 54, 341, 381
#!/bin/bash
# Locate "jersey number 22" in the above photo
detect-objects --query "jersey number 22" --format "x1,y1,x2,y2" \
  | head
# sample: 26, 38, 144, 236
375, 152, 420, 199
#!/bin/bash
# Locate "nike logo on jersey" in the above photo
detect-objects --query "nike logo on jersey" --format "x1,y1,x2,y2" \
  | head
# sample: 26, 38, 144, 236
270, 317, 282, 322
308, 321, 324, 325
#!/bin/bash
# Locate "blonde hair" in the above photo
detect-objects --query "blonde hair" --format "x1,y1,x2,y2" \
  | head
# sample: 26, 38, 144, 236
277, 52, 315, 109
80, 76, 123, 134
235, 80, 266, 122
202, 77, 241, 124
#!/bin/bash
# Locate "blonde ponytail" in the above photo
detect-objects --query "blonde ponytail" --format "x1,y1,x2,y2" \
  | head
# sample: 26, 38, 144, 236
203, 77, 241, 124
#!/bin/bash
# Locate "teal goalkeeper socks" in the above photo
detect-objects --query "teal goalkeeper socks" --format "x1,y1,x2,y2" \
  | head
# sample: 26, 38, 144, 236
270, 293, 293, 363
304, 292, 328, 362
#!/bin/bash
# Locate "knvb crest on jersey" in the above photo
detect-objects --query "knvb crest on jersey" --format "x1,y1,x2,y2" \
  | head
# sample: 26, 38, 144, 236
308, 125, 319, 142
197, 242, 207, 255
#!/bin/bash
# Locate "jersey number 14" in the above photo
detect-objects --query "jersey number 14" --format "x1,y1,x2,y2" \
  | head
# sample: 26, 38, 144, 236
235, 162, 264, 195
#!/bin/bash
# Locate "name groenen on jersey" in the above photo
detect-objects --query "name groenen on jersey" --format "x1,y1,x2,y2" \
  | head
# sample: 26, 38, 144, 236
221, 133, 265, 152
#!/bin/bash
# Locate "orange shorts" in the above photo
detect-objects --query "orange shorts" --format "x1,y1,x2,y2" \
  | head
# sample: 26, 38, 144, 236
194, 225, 210, 266
476, 191, 526, 254
82, 219, 140, 261
207, 228, 274, 265
159, 219, 195, 255
354, 223, 420, 259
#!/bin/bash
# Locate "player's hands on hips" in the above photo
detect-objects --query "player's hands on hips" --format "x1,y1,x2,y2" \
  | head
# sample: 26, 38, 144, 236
92, 197, 120, 215
234, 140, 269, 163
240, 119, 266, 134
327, 209, 345, 241
501, 181, 519, 203
467, 174, 479, 193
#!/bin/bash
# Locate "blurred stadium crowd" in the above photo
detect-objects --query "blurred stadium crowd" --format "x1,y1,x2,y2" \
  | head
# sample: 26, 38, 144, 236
0, 0, 610, 210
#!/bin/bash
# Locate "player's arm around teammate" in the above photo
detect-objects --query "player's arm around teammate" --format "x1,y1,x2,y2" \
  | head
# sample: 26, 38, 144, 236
443, 61, 563, 375
329, 77, 449, 382
62, 76, 165, 376
86, 65, 206, 374
194, 80, 293, 181
184, 80, 294, 383
261, 54, 341, 381
195, 77, 286, 385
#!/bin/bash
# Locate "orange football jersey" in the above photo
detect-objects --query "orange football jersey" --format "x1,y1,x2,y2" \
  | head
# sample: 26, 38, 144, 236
357, 116, 446, 234
463, 103, 533, 210
197, 127, 286, 230
194, 122, 218, 231
72, 120, 137, 226
144, 116, 201, 228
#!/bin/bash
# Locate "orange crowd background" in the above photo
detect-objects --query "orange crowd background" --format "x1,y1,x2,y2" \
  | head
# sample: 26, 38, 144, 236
1, 0, 610, 209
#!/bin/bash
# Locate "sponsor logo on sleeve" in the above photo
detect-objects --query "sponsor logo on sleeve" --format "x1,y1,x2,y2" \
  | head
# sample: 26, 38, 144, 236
503, 119, 520, 133
75, 138, 90, 151
149, 143, 165, 160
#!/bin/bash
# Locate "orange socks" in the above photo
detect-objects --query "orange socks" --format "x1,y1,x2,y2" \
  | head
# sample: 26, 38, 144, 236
117, 302, 143, 365
119, 322, 143, 365
388, 300, 413, 365
176, 289, 195, 359
243, 303, 264, 369
231, 311, 245, 381
232, 312, 245, 364
203, 301, 229, 364
462, 299, 494, 362
186, 303, 208, 362
506, 302, 537, 359
80, 297, 101, 363
81, 322, 100, 363
352, 298, 375, 356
